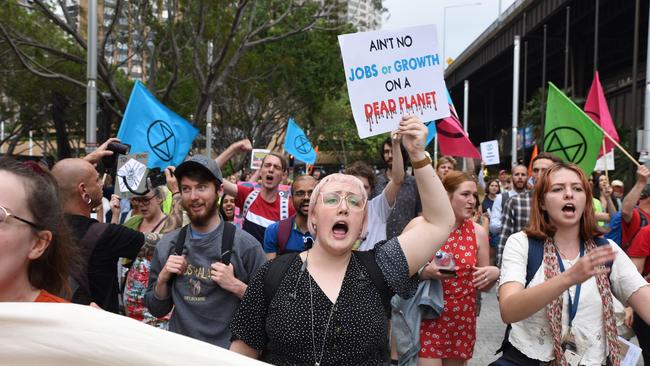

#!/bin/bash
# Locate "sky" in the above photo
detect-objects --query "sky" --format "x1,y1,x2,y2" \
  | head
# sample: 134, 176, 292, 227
381, 0, 517, 65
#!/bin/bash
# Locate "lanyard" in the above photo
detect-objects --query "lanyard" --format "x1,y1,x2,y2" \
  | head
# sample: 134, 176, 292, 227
555, 241, 585, 327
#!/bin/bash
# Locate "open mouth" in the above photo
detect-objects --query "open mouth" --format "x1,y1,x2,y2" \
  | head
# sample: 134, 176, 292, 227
562, 203, 576, 213
265, 175, 274, 184
332, 221, 349, 238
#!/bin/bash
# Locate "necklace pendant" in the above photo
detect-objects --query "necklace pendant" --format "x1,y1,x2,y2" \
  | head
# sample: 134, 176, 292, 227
315, 363, 320, 366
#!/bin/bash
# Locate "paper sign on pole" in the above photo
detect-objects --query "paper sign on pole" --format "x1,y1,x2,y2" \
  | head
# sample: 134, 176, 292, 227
115, 153, 149, 199
480, 140, 500, 165
594, 150, 615, 171
250, 149, 271, 170
338, 25, 450, 138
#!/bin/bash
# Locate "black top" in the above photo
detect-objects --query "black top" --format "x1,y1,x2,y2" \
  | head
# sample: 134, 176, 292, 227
482, 196, 495, 213
374, 173, 422, 239
230, 237, 418, 365
66, 214, 144, 313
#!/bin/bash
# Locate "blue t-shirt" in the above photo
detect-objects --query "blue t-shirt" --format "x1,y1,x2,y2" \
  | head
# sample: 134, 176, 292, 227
263, 217, 313, 254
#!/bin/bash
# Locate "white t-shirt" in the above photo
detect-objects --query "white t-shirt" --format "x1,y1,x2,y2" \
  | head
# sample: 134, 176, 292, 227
358, 191, 393, 251
499, 231, 648, 365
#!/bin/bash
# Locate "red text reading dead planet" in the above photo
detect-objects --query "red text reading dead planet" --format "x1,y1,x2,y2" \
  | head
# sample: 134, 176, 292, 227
364, 91, 438, 119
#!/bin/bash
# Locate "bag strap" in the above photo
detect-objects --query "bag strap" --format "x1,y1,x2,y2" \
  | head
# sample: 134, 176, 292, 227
221, 222, 236, 265
263, 252, 300, 307
277, 215, 296, 255
354, 250, 392, 319
280, 195, 289, 220
174, 225, 190, 255
242, 189, 260, 219
72, 222, 108, 302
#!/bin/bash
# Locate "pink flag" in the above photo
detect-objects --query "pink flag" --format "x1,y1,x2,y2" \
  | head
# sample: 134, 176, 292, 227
584, 71, 618, 155
435, 91, 481, 159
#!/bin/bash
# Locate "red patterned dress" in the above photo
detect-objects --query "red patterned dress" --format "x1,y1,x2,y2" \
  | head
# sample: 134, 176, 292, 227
419, 219, 478, 360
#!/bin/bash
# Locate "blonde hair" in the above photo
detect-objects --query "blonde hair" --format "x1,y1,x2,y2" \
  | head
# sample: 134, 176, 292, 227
307, 173, 368, 238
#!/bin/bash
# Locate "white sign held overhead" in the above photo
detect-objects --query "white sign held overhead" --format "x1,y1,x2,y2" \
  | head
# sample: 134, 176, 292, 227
250, 149, 271, 170
594, 150, 615, 171
338, 24, 450, 138
480, 140, 500, 166
115, 153, 148, 199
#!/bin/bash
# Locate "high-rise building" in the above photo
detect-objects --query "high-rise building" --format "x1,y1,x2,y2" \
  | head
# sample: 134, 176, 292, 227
343, 0, 382, 31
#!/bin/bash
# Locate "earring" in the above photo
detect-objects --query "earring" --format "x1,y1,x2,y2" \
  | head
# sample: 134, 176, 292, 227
83, 194, 92, 205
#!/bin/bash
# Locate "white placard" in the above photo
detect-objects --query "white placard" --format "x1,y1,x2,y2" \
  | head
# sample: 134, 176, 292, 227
594, 150, 615, 171
338, 24, 450, 138
618, 336, 642, 366
115, 153, 149, 199
480, 140, 500, 165
250, 149, 271, 170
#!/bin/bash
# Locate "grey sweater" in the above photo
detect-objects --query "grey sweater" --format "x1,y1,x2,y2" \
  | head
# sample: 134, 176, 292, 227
144, 220, 266, 348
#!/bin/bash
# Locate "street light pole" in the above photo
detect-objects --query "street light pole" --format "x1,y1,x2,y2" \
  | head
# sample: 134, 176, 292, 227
86, 0, 98, 153
443, 2, 481, 69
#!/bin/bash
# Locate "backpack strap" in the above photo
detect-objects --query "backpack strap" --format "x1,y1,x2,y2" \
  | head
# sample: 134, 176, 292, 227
71, 222, 109, 304
353, 250, 392, 319
280, 195, 289, 220
276, 215, 296, 255
174, 225, 190, 255
242, 189, 260, 219
500, 191, 510, 214
221, 222, 236, 265
263, 252, 300, 306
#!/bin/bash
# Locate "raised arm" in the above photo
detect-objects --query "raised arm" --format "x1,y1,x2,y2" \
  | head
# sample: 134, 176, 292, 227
396, 116, 455, 275
622, 165, 649, 223
215, 139, 253, 197
382, 131, 404, 207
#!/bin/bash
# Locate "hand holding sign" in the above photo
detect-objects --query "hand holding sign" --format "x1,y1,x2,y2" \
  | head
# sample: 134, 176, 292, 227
338, 25, 450, 138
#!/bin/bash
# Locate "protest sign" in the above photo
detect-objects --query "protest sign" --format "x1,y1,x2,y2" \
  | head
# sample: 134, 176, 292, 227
594, 150, 615, 171
338, 24, 450, 138
115, 153, 149, 199
480, 140, 500, 165
250, 149, 270, 170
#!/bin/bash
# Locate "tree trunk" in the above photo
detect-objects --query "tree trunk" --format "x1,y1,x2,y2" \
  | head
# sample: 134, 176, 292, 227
51, 92, 72, 159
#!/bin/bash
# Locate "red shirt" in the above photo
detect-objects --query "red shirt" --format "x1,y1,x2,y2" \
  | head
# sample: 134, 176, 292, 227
622, 208, 650, 247
627, 225, 650, 277
34, 290, 68, 303
236, 183, 295, 243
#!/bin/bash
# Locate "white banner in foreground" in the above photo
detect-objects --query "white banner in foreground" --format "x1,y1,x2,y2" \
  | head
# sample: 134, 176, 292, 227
338, 24, 450, 138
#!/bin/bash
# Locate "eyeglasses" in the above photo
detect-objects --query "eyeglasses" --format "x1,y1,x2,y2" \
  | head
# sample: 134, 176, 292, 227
132, 196, 155, 206
319, 191, 366, 211
293, 189, 314, 198
0, 206, 40, 229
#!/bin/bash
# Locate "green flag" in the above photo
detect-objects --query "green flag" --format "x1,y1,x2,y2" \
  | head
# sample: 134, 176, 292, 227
544, 83, 604, 173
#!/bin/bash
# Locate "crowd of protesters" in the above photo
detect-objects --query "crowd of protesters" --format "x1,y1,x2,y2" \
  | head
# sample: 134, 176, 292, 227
3, 116, 650, 366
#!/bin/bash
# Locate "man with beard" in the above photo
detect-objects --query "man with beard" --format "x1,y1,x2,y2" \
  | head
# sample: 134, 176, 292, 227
262, 175, 317, 260
374, 136, 422, 239
144, 156, 266, 348
217, 140, 296, 244
489, 164, 528, 241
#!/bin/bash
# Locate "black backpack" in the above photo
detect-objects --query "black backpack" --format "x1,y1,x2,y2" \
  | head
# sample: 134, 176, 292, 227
70, 222, 108, 305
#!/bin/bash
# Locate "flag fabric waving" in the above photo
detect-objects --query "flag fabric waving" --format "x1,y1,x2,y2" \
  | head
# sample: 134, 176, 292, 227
284, 118, 317, 165
584, 71, 619, 156
528, 144, 538, 177
544, 83, 604, 173
117, 81, 199, 169
424, 121, 437, 147
434, 90, 481, 159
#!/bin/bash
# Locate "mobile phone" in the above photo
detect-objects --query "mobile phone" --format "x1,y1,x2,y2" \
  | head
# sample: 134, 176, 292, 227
439, 269, 457, 276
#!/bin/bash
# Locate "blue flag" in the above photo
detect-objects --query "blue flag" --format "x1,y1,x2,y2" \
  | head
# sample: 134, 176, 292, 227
117, 81, 199, 169
284, 118, 317, 164
424, 121, 437, 147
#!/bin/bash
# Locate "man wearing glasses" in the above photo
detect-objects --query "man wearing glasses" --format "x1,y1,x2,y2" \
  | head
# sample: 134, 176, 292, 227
262, 175, 317, 260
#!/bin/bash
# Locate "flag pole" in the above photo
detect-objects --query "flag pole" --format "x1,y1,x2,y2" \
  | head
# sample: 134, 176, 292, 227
586, 117, 640, 167
602, 140, 609, 181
